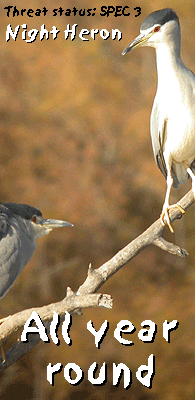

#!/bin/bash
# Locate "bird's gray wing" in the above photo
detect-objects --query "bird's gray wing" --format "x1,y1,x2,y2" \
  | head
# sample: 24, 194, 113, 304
0, 212, 35, 299
150, 100, 179, 188
150, 100, 167, 179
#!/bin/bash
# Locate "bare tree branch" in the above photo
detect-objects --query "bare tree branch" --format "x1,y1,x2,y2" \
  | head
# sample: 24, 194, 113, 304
77, 189, 194, 295
0, 189, 194, 370
0, 292, 113, 371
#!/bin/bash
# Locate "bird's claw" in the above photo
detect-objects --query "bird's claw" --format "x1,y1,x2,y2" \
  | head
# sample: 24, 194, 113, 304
160, 209, 174, 233
160, 204, 185, 233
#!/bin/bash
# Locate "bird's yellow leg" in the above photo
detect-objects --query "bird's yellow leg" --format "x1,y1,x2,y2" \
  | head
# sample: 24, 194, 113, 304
160, 204, 185, 232
187, 167, 195, 197
160, 172, 185, 232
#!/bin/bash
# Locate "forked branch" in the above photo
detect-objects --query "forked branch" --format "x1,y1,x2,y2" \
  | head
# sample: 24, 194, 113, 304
0, 189, 194, 371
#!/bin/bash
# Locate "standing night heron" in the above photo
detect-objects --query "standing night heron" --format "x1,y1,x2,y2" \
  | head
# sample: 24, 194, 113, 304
0, 202, 73, 301
122, 8, 195, 232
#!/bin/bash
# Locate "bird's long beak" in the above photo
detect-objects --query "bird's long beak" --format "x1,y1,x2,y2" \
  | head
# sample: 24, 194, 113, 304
122, 32, 153, 55
41, 219, 73, 229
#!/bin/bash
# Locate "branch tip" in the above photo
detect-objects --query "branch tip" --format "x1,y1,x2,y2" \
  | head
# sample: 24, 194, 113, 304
98, 294, 113, 309
66, 287, 75, 297
153, 237, 188, 257
88, 263, 93, 275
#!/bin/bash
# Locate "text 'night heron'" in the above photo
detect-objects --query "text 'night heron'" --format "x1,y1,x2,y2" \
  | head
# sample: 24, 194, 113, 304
0, 202, 73, 301
122, 8, 195, 232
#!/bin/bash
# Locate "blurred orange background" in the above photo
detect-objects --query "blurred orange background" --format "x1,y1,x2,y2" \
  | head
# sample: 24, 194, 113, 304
0, 0, 195, 399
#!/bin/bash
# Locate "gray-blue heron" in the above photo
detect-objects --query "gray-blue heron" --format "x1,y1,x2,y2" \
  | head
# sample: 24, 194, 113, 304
0, 202, 73, 301
122, 8, 195, 232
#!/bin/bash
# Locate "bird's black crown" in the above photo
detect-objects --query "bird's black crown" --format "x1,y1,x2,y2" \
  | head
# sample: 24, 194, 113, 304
141, 8, 179, 31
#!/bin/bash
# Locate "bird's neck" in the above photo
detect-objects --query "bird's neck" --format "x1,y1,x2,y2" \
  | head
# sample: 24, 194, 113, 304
155, 41, 183, 89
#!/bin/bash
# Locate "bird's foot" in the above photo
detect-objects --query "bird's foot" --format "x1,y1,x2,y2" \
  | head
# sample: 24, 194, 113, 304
160, 204, 185, 233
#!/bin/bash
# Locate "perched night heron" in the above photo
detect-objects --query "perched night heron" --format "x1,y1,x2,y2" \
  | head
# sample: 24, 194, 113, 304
0, 202, 73, 300
122, 8, 195, 232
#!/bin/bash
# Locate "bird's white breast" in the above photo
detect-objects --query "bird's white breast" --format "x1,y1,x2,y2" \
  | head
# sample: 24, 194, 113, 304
155, 62, 195, 163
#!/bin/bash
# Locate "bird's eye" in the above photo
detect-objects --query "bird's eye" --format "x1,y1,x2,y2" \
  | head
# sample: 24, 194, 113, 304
154, 26, 160, 33
31, 215, 37, 223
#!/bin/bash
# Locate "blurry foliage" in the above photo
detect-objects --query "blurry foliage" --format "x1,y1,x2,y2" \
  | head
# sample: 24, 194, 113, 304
0, 0, 195, 399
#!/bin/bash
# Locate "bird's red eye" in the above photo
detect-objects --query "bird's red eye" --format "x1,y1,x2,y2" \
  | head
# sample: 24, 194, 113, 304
154, 26, 160, 33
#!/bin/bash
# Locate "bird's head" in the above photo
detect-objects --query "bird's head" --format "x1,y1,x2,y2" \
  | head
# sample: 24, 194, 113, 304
122, 8, 180, 54
29, 214, 73, 239
2, 202, 73, 240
